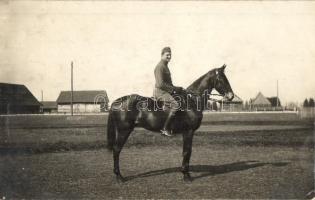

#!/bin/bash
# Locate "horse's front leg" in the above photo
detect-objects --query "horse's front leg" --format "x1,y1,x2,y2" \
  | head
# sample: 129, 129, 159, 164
182, 130, 194, 182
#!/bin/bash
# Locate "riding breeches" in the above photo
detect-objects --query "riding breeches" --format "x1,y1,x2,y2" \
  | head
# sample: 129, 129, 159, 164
153, 88, 180, 111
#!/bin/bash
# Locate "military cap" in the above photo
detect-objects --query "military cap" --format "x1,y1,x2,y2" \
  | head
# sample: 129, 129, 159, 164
161, 47, 171, 55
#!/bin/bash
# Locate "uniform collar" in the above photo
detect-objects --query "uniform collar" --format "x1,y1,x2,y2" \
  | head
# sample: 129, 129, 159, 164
160, 59, 169, 66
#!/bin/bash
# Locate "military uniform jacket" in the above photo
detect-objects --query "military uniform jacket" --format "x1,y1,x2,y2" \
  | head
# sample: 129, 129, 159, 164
153, 60, 176, 99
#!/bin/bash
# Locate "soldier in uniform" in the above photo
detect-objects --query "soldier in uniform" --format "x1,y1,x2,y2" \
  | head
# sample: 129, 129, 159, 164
153, 47, 183, 136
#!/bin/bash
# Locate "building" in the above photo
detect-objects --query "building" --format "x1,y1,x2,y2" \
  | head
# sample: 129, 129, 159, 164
206, 100, 218, 111
267, 97, 281, 107
250, 92, 283, 111
42, 101, 57, 113
0, 83, 41, 114
249, 92, 271, 110
219, 94, 243, 111
56, 90, 109, 113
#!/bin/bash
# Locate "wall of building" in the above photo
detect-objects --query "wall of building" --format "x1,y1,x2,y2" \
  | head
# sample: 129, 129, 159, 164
58, 104, 102, 113
42, 108, 58, 114
250, 105, 284, 111
0, 105, 40, 114
220, 103, 243, 112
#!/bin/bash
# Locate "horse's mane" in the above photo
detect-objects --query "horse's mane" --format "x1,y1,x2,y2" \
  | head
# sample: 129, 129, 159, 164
186, 68, 216, 93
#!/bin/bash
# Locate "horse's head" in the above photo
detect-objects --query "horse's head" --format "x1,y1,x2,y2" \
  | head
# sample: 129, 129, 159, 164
212, 64, 234, 101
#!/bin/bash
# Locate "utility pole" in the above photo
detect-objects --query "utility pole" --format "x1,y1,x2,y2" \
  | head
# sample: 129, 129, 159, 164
41, 90, 44, 113
71, 61, 74, 116
276, 80, 279, 107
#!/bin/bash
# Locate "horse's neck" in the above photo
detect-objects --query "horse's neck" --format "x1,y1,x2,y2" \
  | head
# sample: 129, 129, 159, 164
186, 72, 214, 95
186, 71, 215, 112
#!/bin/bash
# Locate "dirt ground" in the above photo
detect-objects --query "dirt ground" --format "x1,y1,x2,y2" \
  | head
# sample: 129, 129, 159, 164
0, 114, 313, 199
0, 129, 314, 199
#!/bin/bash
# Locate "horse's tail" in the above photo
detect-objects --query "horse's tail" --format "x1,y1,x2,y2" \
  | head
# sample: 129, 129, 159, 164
106, 110, 116, 151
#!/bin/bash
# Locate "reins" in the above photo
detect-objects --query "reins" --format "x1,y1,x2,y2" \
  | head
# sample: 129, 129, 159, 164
208, 93, 225, 103
185, 90, 225, 103
184, 69, 228, 104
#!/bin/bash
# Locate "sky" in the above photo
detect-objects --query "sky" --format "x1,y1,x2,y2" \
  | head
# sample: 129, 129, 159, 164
1, 1, 315, 104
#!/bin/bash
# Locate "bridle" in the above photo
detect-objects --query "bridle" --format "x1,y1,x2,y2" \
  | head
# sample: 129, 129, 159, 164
185, 90, 224, 104
209, 70, 228, 103
184, 70, 229, 104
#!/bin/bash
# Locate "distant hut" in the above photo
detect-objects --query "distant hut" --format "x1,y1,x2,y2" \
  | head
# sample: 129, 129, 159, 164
207, 100, 218, 111
0, 83, 41, 114
219, 94, 243, 111
56, 90, 109, 113
42, 101, 57, 113
250, 92, 271, 111
267, 97, 281, 107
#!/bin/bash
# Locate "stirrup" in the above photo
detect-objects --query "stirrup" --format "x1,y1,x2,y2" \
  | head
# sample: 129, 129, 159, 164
160, 129, 173, 137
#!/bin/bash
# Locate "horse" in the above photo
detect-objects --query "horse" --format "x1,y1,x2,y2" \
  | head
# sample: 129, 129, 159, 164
106, 64, 234, 182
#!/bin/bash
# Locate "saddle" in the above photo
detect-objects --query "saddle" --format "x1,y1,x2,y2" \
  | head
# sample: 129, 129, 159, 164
136, 90, 189, 112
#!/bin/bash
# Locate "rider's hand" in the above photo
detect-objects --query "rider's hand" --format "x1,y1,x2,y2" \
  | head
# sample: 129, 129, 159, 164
174, 87, 183, 93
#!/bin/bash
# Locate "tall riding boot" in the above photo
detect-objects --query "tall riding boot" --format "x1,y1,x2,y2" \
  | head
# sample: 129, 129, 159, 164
161, 110, 176, 137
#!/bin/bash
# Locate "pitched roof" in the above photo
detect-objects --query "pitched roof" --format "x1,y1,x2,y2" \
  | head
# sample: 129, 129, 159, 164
220, 94, 243, 104
267, 97, 281, 107
230, 94, 243, 103
42, 101, 57, 109
0, 83, 41, 106
251, 92, 271, 105
56, 90, 109, 104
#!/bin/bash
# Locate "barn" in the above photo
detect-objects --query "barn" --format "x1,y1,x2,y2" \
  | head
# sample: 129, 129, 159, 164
267, 97, 281, 107
42, 101, 58, 113
220, 94, 243, 111
250, 92, 271, 110
0, 83, 41, 114
56, 90, 109, 113
206, 94, 243, 112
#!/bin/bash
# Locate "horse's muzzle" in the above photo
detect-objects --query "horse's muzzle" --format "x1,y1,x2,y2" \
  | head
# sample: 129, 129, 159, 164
224, 92, 234, 101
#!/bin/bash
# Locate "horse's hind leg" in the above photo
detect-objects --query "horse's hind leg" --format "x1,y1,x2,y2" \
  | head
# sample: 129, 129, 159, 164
113, 127, 132, 183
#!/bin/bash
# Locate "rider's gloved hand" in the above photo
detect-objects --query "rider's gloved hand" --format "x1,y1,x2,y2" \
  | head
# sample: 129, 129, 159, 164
173, 86, 183, 94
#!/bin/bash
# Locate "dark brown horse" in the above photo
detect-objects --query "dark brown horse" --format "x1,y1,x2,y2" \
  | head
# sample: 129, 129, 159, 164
107, 64, 234, 182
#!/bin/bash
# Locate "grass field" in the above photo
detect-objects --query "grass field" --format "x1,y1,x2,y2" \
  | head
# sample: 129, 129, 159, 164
0, 113, 314, 199
0, 112, 311, 129
0, 113, 313, 152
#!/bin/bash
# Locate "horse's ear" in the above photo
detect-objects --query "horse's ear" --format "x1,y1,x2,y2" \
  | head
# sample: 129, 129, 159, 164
220, 64, 226, 72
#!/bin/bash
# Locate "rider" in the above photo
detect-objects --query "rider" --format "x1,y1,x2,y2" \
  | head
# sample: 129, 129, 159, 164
153, 47, 183, 137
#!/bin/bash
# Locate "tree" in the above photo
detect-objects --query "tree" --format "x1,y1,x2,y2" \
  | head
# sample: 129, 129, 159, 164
309, 98, 315, 107
303, 98, 309, 107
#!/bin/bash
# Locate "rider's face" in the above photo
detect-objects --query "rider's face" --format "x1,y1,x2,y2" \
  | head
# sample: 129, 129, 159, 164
161, 52, 171, 62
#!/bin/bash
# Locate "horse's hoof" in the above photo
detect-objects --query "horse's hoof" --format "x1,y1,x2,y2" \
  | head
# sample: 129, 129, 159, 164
116, 175, 125, 183
183, 173, 193, 182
